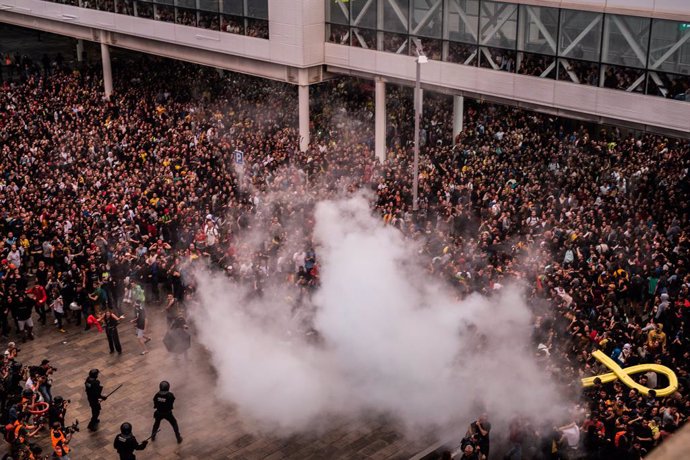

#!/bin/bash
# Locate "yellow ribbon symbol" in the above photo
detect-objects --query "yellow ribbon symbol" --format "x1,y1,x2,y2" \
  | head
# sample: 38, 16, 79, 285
581, 350, 679, 397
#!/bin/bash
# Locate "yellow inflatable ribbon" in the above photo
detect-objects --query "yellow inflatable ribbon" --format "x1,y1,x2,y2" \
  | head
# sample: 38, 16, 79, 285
581, 350, 678, 397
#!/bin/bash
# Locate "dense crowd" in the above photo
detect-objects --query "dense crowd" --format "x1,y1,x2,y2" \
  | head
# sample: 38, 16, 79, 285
0, 46, 688, 460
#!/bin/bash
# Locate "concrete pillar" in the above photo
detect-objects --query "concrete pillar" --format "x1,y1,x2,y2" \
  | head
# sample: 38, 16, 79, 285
76, 40, 84, 62
375, 78, 386, 163
452, 95, 464, 142
298, 85, 309, 152
101, 42, 113, 99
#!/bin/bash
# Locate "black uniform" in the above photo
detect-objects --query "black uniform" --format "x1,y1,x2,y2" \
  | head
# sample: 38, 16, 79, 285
48, 402, 66, 428
113, 433, 147, 460
151, 390, 181, 441
84, 376, 106, 430
104, 313, 122, 354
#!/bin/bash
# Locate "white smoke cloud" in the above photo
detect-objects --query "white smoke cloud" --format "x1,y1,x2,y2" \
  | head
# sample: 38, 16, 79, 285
192, 194, 566, 436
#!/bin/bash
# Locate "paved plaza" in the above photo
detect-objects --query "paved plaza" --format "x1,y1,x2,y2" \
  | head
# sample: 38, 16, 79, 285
6, 302, 423, 460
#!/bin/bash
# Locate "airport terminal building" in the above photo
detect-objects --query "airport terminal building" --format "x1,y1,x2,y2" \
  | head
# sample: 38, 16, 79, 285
1, 0, 688, 153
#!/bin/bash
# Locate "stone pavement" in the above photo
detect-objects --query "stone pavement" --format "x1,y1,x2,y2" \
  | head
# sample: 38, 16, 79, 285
3, 301, 424, 459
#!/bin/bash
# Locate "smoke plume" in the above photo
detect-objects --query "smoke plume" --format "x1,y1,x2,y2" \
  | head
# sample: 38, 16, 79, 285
193, 194, 565, 435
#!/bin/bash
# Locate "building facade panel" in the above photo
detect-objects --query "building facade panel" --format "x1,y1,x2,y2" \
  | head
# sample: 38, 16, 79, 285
326, 43, 690, 133
1, 0, 688, 135
326, 0, 690, 102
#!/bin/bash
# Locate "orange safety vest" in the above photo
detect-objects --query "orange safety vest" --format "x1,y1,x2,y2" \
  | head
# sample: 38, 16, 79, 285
13, 421, 24, 439
51, 429, 70, 456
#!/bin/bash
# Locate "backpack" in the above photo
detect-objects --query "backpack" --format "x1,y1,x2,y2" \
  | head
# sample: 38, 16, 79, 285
3, 423, 15, 443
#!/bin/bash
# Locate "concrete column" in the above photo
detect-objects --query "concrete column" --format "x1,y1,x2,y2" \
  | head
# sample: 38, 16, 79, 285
76, 40, 84, 62
375, 78, 386, 163
452, 95, 464, 142
298, 85, 309, 152
101, 42, 113, 99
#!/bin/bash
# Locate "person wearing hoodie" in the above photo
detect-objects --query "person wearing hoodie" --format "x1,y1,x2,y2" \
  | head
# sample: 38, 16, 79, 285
611, 343, 634, 366
654, 293, 670, 321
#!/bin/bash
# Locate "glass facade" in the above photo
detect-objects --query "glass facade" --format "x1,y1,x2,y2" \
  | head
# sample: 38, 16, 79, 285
43, 0, 269, 39
326, 0, 690, 101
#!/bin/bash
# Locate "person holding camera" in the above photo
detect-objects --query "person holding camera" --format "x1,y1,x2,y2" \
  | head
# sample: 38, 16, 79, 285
48, 396, 69, 428
35, 359, 55, 403
464, 414, 491, 460
50, 421, 72, 459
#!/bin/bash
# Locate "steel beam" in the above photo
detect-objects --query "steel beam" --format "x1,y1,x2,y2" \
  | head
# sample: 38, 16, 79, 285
411, 0, 442, 36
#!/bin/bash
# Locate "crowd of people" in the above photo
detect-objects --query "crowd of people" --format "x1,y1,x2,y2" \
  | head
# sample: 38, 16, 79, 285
0, 40, 688, 460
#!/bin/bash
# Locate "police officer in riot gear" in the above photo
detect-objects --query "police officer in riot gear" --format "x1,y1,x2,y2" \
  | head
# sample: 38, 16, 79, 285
150, 380, 182, 443
113, 422, 148, 460
84, 369, 107, 431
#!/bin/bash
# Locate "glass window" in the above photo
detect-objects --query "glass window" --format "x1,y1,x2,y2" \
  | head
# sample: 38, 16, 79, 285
136, 1, 154, 19
646, 71, 690, 100
649, 19, 690, 76
602, 15, 650, 68
558, 10, 602, 62
479, 47, 515, 71
518, 5, 558, 55
176, 7, 197, 27
518, 53, 556, 78
600, 64, 645, 92
558, 58, 599, 86
83, 0, 115, 12
198, 11, 220, 30
383, 0, 409, 34
447, 42, 478, 65
479, 1, 517, 50
326, 0, 349, 25
246, 0, 268, 20
351, 0, 377, 29
155, 4, 175, 22
446, 0, 479, 44
327, 24, 350, 45
175, 0, 195, 9
198, 0, 219, 13
409, 37, 442, 60
351, 28, 377, 49
246, 18, 269, 38
221, 15, 244, 34
222, 0, 243, 16
117, 0, 135, 15
154, 0, 173, 5
383, 32, 409, 53
411, 0, 443, 39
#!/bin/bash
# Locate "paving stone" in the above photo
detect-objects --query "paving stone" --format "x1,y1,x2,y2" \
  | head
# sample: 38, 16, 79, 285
3, 302, 423, 459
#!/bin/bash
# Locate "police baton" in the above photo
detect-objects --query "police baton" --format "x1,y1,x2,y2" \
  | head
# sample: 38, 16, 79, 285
104, 383, 124, 399
142, 430, 160, 443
